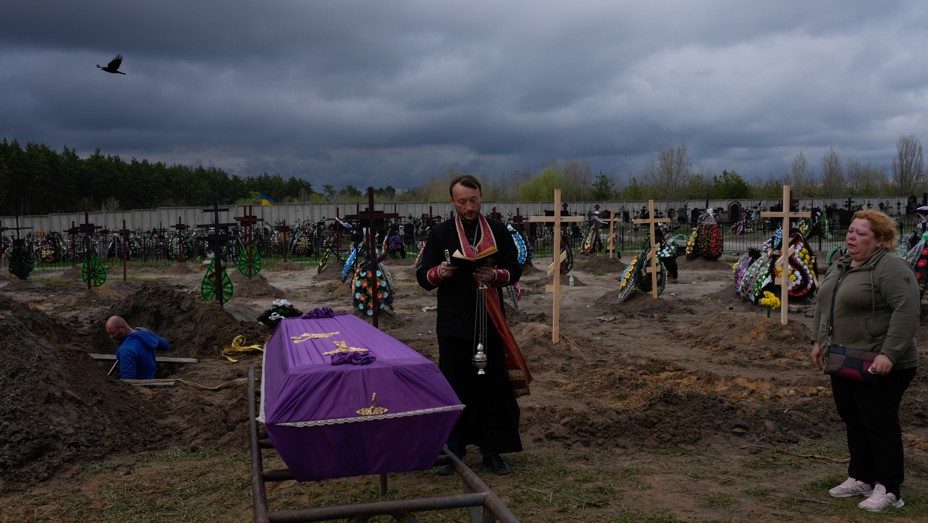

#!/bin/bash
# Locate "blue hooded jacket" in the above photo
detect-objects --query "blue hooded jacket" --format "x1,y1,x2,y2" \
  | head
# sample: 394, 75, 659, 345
116, 328, 169, 379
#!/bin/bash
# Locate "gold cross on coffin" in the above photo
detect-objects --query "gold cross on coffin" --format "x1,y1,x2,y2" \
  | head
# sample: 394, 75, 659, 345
760, 185, 810, 325
323, 340, 370, 356
632, 199, 671, 299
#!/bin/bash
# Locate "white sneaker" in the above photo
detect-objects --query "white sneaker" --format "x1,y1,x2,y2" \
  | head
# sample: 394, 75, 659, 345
858, 483, 905, 512
828, 477, 873, 498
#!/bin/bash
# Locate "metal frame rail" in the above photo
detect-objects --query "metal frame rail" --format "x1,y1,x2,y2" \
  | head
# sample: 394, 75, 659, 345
247, 367, 520, 523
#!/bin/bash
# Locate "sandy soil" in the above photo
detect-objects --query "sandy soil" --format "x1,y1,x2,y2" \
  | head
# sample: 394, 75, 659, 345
2, 254, 928, 522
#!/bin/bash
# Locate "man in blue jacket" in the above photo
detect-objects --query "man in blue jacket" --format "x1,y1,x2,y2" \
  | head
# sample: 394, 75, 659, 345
105, 316, 170, 379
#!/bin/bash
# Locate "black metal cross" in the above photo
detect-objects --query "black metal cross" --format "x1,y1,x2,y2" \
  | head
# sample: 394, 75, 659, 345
346, 188, 399, 328
199, 202, 234, 306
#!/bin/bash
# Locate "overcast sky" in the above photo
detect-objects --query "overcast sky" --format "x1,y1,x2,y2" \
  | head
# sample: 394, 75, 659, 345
2, 1, 926, 192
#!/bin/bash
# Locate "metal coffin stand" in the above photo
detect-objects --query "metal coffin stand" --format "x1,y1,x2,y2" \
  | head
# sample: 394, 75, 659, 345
248, 367, 519, 523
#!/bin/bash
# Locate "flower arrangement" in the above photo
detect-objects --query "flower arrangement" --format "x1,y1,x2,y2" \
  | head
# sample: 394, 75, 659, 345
354, 267, 394, 316
760, 291, 781, 317
258, 299, 303, 327
384, 233, 405, 258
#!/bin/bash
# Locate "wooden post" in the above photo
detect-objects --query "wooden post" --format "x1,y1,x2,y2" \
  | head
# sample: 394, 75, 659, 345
528, 189, 584, 344
632, 200, 671, 299
600, 211, 623, 259
760, 185, 811, 325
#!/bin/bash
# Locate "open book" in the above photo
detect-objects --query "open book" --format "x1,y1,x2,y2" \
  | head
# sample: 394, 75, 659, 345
449, 245, 498, 269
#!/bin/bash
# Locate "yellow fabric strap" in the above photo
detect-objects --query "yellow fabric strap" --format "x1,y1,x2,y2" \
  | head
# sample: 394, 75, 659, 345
222, 335, 264, 363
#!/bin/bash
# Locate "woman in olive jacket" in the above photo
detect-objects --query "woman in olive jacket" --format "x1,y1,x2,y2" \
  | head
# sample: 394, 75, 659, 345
811, 209, 920, 512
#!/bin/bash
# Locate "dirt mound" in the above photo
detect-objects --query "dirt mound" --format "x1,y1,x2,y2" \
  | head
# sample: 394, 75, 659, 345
0, 279, 45, 292
594, 289, 697, 317
575, 255, 626, 274
164, 262, 201, 275
102, 283, 268, 359
513, 319, 833, 449
681, 257, 732, 270
270, 260, 303, 271
60, 265, 83, 280
672, 311, 811, 369
230, 272, 285, 299
0, 295, 166, 492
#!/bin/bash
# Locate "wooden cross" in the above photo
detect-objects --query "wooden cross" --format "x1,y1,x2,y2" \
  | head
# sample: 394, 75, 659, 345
5, 215, 32, 254
633, 200, 671, 299
761, 185, 811, 325
170, 216, 190, 263
599, 211, 623, 259
529, 189, 585, 344
274, 220, 292, 262
234, 205, 264, 278
117, 220, 132, 282
77, 212, 103, 290
347, 188, 399, 328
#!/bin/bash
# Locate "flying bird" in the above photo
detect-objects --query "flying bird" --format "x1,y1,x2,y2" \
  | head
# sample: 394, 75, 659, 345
97, 54, 126, 75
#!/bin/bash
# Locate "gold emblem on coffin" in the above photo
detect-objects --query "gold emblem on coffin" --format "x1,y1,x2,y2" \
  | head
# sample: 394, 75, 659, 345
357, 392, 388, 416
290, 331, 340, 343
323, 340, 370, 355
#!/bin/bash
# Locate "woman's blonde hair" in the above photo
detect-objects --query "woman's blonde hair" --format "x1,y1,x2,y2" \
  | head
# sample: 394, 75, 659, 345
851, 209, 897, 250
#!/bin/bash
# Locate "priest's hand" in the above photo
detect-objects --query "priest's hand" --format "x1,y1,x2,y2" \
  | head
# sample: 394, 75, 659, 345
438, 261, 457, 280
474, 266, 497, 285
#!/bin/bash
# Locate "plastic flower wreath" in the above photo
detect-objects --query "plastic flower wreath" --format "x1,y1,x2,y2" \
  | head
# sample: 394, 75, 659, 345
760, 291, 781, 318
257, 298, 303, 327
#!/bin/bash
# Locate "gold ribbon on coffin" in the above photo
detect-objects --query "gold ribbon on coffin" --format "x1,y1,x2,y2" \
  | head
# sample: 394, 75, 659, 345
291, 331, 340, 343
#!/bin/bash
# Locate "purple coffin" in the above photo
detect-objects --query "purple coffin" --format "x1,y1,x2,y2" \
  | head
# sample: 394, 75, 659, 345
258, 312, 464, 481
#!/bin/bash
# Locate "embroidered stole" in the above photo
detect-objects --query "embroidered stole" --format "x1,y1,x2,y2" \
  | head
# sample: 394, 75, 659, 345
454, 213, 497, 258
484, 286, 532, 396
456, 214, 531, 396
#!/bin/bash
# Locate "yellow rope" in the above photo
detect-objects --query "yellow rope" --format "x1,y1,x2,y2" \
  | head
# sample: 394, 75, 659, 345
123, 378, 247, 390
222, 335, 264, 363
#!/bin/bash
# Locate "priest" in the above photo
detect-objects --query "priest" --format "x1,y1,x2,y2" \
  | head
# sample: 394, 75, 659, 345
416, 174, 529, 476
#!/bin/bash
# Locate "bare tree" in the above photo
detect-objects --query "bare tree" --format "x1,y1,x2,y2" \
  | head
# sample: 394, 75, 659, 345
562, 158, 593, 201
891, 134, 924, 195
648, 144, 691, 199
821, 147, 845, 195
846, 159, 889, 196
785, 151, 814, 195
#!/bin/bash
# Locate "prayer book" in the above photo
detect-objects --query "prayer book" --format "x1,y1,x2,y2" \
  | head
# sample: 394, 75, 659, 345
450, 245, 497, 268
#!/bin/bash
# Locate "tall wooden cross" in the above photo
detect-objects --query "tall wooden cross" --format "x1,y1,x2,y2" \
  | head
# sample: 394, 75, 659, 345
274, 220, 292, 262
76, 212, 103, 290
633, 200, 671, 299
529, 189, 585, 343
600, 211, 623, 259
234, 205, 264, 278
761, 185, 810, 325
117, 220, 132, 282
170, 216, 190, 263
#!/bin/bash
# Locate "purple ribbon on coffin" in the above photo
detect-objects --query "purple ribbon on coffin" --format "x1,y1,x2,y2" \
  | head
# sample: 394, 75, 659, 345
259, 313, 463, 481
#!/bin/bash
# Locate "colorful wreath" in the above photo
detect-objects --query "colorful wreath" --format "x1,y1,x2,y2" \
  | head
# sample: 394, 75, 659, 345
342, 245, 359, 282
508, 224, 527, 265
353, 266, 394, 316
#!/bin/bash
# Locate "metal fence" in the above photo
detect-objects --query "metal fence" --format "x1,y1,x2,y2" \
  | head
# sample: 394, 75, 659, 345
3, 213, 921, 276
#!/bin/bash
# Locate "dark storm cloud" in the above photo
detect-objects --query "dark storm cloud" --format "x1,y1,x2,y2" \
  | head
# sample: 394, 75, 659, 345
1, 0, 926, 191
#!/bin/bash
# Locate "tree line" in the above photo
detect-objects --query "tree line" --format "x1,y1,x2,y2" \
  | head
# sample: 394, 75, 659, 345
0, 139, 319, 216
1, 135, 924, 215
